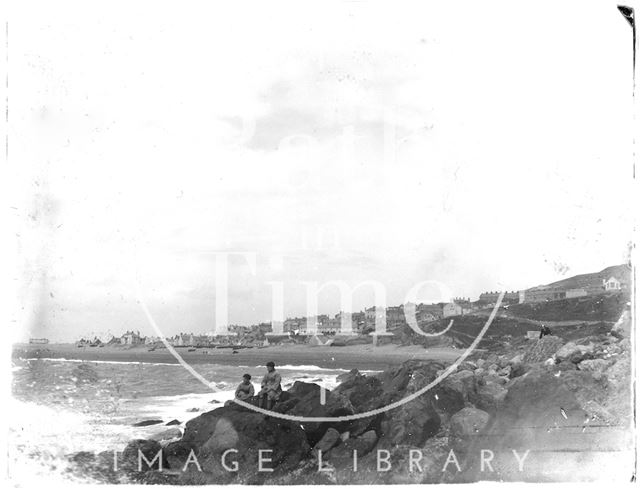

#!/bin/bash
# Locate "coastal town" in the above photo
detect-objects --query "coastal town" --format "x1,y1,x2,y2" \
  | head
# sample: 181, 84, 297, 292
70, 264, 631, 350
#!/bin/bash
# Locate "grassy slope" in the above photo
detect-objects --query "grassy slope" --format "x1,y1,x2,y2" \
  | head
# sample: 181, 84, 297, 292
393, 292, 629, 350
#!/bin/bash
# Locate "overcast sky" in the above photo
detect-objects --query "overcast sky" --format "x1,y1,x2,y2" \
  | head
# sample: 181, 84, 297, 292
7, 1, 635, 342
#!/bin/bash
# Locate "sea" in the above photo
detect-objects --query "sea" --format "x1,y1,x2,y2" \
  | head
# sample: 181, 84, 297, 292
9, 356, 374, 483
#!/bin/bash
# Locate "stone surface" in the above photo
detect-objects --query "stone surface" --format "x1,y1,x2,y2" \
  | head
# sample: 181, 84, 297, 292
121, 439, 164, 472
469, 381, 507, 413
313, 427, 340, 453
449, 407, 490, 451
523, 336, 564, 363
179, 404, 310, 482
555, 341, 595, 363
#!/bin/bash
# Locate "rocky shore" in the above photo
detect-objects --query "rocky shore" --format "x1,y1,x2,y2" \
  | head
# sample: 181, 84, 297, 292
64, 309, 633, 484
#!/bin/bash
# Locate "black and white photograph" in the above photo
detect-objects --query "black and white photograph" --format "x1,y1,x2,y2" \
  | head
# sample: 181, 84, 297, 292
3, 0, 637, 485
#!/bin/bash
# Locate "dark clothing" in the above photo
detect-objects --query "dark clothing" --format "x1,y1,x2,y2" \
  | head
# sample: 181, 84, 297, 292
539, 325, 552, 339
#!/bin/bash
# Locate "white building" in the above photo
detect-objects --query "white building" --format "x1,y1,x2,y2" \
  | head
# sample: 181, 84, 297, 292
603, 277, 622, 291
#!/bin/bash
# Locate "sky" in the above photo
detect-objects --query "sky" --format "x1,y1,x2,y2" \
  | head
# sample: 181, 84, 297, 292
5, 0, 636, 342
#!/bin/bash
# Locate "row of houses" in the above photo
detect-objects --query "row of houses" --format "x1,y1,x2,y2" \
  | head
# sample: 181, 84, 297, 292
280, 300, 477, 335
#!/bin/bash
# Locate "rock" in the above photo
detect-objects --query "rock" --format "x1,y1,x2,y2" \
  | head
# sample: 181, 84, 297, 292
165, 419, 181, 426
509, 362, 530, 379
332, 375, 384, 412
287, 381, 322, 399
313, 427, 340, 453
604, 353, 631, 388
163, 440, 197, 470
387, 437, 450, 484
497, 365, 511, 377
336, 368, 360, 383
443, 370, 476, 402
327, 430, 378, 459
122, 439, 164, 472
282, 382, 355, 445
180, 405, 310, 482
489, 366, 608, 444
523, 335, 564, 363
578, 359, 610, 380
509, 354, 524, 365
379, 396, 440, 447
484, 374, 507, 385
133, 419, 163, 427
469, 381, 507, 413
449, 407, 490, 451
554, 341, 595, 363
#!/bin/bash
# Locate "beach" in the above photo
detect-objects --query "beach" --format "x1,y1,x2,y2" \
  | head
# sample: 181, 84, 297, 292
13, 343, 462, 370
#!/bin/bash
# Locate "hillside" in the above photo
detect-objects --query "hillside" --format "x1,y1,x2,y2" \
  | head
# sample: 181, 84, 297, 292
505, 291, 629, 322
531, 264, 631, 291
389, 292, 629, 351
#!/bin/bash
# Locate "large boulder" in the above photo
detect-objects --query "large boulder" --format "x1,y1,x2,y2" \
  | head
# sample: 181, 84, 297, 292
332, 374, 384, 412
554, 341, 596, 363
327, 430, 378, 459
449, 407, 490, 451
442, 370, 476, 402
469, 381, 507, 413
379, 396, 440, 448
177, 404, 310, 483
313, 427, 340, 453
121, 439, 164, 472
578, 358, 611, 380
280, 382, 355, 445
377, 361, 449, 447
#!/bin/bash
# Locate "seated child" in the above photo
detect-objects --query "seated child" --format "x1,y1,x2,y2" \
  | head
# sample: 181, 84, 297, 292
235, 373, 255, 401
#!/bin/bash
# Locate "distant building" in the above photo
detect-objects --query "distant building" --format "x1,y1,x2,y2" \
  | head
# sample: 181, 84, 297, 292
603, 276, 622, 291
478, 291, 519, 304
283, 317, 305, 333
442, 303, 463, 317
566, 288, 588, 299
416, 304, 444, 320
386, 306, 405, 324
120, 330, 143, 345
519, 287, 567, 303
29, 338, 49, 344
365, 306, 385, 329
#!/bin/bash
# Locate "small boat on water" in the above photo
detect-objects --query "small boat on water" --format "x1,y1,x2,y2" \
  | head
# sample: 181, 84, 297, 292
148, 347, 156, 352
188, 348, 196, 352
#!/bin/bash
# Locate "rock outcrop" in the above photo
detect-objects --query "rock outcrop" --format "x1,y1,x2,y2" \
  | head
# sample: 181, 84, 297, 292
69, 318, 632, 485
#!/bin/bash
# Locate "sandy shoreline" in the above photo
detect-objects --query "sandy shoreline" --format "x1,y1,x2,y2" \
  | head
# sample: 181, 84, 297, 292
12, 343, 462, 370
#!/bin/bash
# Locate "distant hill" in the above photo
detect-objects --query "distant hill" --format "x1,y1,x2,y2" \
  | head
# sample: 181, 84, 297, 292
387, 291, 629, 351
530, 264, 631, 292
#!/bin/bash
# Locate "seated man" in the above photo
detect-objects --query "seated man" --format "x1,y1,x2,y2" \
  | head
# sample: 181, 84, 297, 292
259, 361, 282, 410
235, 373, 255, 402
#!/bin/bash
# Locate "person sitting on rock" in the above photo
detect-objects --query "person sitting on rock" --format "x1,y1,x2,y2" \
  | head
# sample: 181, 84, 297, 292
235, 373, 255, 402
539, 324, 552, 339
259, 361, 282, 410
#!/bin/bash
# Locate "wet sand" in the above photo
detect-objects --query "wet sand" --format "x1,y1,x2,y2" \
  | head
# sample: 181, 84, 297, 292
13, 343, 462, 371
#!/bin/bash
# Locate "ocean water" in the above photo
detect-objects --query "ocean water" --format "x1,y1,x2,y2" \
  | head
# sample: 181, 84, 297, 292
9, 357, 368, 483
